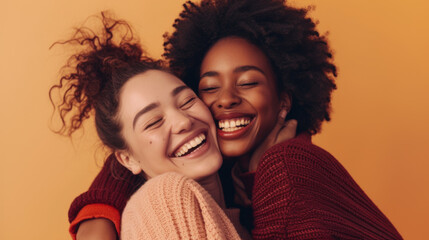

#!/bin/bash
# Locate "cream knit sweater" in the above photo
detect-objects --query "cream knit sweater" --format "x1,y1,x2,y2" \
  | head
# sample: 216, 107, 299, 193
121, 172, 249, 240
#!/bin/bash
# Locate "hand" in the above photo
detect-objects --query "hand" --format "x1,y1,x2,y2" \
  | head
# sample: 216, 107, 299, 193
76, 218, 117, 240
248, 110, 297, 172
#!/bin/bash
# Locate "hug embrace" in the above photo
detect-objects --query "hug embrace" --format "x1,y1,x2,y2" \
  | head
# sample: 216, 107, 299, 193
50, 0, 402, 239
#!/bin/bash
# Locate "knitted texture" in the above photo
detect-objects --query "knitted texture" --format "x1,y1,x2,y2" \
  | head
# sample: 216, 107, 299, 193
68, 135, 402, 239
121, 172, 242, 240
68, 154, 144, 224
252, 133, 402, 239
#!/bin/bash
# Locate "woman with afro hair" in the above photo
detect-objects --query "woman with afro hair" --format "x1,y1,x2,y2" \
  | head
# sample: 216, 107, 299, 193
68, 0, 402, 239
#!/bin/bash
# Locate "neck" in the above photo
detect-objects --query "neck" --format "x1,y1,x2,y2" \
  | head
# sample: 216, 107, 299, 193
226, 153, 252, 173
197, 173, 226, 209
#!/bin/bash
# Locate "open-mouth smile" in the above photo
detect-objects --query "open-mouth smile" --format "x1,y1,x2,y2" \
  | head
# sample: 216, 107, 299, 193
173, 133, 207, 157
218, 117, 252, 132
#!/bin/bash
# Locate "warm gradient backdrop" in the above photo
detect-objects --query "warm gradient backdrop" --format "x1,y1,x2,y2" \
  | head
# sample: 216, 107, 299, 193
1, 0, 428, 239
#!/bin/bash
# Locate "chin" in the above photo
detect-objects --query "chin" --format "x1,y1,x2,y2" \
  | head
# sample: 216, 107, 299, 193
219, 145, 249, 158
193, 160, 222, 179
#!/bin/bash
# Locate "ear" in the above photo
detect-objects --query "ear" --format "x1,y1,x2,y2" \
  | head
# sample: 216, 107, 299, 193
280, 91, 292, 112
115, 150, 142, 175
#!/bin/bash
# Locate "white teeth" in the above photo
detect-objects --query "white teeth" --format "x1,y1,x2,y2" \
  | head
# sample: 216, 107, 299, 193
218, 118, 251, 132
190, 139, 197, 147
174, 133, 206, 157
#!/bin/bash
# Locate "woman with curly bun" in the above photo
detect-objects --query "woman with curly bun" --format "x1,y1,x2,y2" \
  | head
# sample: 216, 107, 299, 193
50, 13, 253, 240
67, 0, 402, 239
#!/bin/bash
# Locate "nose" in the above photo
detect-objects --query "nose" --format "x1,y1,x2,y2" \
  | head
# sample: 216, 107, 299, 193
216, 87, 241, 109
171, 110, 193, 134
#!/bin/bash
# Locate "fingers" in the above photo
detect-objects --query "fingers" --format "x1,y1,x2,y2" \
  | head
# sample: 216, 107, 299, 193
279, 109, 287, 120
275, 119, 297, 143
271, 109, 288, 135
284, 119, 297, 130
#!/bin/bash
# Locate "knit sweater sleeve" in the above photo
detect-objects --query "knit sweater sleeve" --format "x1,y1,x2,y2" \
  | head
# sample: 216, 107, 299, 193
252, 133, 402, 239
68, 154, 145, 235
121, 172, 243, 240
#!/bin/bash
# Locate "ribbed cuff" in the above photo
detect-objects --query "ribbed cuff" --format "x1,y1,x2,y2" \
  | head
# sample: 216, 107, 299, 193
68, 189, 130, 223
69, 203, 120, 240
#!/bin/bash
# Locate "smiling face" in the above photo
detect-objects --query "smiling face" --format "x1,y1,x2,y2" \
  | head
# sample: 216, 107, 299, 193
199, 37, 283, 158
115, 70, 222, 180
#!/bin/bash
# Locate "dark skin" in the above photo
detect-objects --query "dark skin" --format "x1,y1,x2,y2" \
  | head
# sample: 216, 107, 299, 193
198, 37, 292, 171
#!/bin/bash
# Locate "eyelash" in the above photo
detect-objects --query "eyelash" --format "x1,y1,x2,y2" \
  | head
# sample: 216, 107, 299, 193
180, 97, 196, 109
200, 81, 259, 93
199, 87, 218, 93
143, 97, 196, 131
145, 118, 163, 130
239, 82, 258, 87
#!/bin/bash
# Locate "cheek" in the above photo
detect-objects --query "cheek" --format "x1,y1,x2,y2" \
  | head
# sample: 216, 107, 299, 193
135, 135, 165, 156
251, 90, 281, 129
199, 94, 215, 108
194, 100, 215, 119
250, 89, 279, 111
200, 107, 216, 127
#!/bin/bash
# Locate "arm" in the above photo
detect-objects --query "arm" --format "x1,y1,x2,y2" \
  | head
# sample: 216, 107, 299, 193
75, 218, 117, 240
69, 154, 145, 239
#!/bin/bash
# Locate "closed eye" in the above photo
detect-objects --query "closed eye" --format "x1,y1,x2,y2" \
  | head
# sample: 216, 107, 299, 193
145, 118, 164, 130
199, 86, 219, 93
180, 97, 196, 109
238, 82, 259, 88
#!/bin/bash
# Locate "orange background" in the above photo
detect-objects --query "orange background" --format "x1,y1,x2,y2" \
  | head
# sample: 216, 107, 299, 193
1, 0, 428, 239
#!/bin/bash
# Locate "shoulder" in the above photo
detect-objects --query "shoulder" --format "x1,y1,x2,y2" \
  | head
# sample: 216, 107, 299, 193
263, 133, 332, 162
123, 172, 201, 222
128, 172, 198, 201
259, 133, 348, 178
252, 135, 403, 239
255, 133, 358, 195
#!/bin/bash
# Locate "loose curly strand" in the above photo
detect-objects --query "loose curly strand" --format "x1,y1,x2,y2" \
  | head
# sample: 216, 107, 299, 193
49, 12, 164, 150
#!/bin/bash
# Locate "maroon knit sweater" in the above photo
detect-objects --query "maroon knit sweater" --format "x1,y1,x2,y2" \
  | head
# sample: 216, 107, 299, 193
68, 156, 144, 224
68, 133, 402, 239
251, 133, 402, 239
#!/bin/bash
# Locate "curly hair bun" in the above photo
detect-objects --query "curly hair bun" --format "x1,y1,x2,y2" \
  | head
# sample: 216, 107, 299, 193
49, 12, 152, 137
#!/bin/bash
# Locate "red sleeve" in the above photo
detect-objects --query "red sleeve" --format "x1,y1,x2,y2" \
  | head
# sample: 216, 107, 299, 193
69, 204, 120, 240
251, 133, 402, 239
68, 154, 145, 236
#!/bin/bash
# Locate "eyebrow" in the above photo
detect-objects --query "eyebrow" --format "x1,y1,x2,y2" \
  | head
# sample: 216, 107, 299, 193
132, 102, 160, 129
171, 85, 189, 97
200, 65, 266, 79
132, 85, 190, 129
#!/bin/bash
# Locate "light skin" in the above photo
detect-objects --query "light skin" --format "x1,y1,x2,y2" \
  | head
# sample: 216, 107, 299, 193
115, 70, 222, 182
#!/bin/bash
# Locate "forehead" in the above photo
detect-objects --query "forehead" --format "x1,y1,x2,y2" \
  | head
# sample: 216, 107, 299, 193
122, 70, 182, 97
119, 70, 184, 111
201, 37, 272, 71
